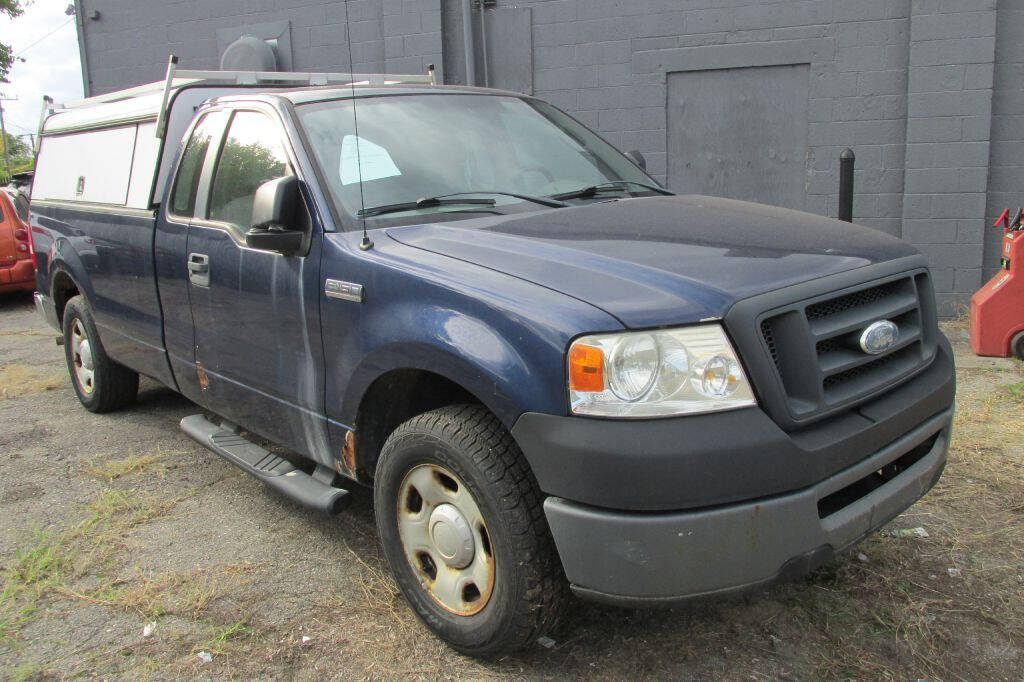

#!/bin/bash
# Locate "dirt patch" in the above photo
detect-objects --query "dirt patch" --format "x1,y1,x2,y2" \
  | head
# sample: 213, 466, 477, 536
0, 299, 1021, 679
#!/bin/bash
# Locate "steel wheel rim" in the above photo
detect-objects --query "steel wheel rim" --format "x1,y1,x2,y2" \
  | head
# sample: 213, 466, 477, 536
70, 319, 95, 395
396, 463, 495, 616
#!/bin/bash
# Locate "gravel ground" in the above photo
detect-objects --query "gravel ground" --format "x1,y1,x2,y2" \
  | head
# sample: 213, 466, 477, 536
0, 290, 1021, 680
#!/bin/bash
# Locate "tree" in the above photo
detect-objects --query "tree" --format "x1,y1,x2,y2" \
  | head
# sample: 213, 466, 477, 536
1, 131, 32, 176
1, 1, 26, 84
2, 131, 28, 158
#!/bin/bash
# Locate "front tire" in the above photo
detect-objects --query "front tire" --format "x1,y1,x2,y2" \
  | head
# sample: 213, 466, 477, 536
62, 295, 139, 413
374, 404, 566, 657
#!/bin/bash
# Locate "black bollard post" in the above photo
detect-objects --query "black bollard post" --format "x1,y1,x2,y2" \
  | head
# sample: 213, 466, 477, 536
838, 147, 855, 223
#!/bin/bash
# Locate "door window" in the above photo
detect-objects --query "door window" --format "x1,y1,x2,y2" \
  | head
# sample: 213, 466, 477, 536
170, 112, 223, 218
207, 111, 291, 232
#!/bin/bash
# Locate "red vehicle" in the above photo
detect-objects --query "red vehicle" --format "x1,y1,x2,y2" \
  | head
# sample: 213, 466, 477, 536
970, 208, 1024, 359
0, 188, 35, 294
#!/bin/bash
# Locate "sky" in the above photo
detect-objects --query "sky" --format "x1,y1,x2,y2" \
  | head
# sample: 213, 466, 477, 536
0, 1, 83, 146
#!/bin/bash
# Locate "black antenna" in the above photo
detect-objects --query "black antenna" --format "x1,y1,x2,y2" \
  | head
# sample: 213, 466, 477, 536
343, 0, 372, 250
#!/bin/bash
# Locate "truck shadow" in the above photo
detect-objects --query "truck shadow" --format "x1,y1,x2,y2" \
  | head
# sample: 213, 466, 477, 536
0, 291, 34, 311
134, 381, 196, 410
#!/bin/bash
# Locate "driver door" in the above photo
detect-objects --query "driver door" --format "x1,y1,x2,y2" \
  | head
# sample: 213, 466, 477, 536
186, 106, 329, 459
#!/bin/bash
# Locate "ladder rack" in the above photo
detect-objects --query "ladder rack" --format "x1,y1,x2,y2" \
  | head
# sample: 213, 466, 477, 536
41, 55, 437, 140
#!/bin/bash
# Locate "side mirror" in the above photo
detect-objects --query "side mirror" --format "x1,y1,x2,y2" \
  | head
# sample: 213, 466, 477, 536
246, 176, 303, 254
625, 150, 647, 171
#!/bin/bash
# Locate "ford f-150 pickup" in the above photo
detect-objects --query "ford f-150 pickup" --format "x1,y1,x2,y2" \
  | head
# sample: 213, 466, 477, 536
28, 64, 954, 656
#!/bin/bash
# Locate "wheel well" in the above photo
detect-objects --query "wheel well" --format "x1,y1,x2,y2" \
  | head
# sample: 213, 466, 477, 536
354, 369, 481, 481
51, 270, 79, 325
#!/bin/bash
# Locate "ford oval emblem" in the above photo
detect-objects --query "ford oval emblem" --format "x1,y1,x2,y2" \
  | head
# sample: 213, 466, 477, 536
859, 320, 899, 355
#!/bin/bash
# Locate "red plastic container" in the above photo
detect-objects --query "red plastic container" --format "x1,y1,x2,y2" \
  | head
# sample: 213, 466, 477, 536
970, 208, 1024, 359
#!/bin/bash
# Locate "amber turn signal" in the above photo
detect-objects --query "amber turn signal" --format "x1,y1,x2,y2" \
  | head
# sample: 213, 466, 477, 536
568, 343, 604, 392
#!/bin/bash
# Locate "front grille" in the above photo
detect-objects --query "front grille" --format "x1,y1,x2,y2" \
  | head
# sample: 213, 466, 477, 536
806, 280, 904, 320
761, 319, 780, 369
758, 271, 937, 422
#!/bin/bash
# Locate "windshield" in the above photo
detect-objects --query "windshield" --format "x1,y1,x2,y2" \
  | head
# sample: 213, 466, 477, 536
297, 93, 657, 227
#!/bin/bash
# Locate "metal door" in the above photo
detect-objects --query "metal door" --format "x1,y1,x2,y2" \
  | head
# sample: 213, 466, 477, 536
667, 63, 810, 210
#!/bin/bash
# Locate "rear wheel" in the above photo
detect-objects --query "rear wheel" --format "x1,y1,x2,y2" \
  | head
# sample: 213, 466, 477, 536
1013, 331, 1024, 361
62, 295, 139, 412
374, 404, 566, 657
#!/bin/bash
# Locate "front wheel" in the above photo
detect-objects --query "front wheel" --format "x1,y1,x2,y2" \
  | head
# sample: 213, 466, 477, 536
374, 404, 567, 657
62, 295, 139, 413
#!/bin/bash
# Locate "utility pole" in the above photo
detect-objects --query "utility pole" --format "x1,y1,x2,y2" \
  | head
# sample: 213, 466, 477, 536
0, 95, 17, 178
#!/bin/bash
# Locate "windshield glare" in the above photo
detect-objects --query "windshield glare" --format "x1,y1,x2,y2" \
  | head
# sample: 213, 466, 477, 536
297, 93, 654, 226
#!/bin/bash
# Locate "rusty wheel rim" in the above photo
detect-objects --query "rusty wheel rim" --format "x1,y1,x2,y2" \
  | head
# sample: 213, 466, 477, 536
396, 463, 495, 616
70, 319, 94, 395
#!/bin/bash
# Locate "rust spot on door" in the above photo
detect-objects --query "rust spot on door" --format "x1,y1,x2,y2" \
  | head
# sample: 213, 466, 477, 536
196, 362, 209, 391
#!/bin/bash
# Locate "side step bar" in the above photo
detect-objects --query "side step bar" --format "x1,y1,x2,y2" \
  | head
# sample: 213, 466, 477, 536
180, 414, 350, 514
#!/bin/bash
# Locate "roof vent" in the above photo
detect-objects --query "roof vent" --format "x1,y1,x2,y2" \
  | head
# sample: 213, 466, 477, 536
220, 35, 278, 71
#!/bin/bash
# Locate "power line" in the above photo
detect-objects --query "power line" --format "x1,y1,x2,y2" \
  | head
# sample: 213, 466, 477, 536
13, 16, 75, 58
4, 117, 34, 133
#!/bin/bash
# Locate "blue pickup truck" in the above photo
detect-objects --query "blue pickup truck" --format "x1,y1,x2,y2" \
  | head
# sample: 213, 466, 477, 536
28, 67, 954, 656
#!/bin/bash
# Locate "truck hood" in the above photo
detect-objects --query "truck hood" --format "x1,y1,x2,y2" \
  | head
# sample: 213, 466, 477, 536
385, 195, 919, 328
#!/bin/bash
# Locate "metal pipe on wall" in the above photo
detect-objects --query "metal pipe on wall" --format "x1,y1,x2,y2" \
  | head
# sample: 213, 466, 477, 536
478, 2, 490, 87
461, 0, 476, 86
74, 0, 93, 97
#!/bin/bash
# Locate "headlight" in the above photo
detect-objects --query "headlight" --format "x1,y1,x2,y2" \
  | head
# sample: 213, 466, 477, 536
568, 324, 756, 417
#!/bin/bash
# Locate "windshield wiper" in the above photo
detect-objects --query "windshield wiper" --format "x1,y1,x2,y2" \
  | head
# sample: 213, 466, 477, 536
357, 196, 496, 218
549, 181, 673, 201
432, 191, 569, 208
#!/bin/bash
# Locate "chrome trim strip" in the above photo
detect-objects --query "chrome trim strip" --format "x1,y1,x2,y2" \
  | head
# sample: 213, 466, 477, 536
30, 199, 156, 219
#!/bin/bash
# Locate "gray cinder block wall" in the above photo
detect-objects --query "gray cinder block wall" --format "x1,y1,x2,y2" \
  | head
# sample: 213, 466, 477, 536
74, 0, 1024, 316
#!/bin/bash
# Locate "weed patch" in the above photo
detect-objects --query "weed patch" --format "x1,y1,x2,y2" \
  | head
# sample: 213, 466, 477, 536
0, 489, 182, 643
201, 620, 254, 654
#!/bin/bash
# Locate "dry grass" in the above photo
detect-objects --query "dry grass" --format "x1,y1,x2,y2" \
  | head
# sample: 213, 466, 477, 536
0, 363, 66, 399
86, 453, 167, 482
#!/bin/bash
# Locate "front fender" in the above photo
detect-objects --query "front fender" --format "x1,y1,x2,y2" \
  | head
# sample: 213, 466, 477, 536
321, 229, 622, 431
340, 302, 552, 428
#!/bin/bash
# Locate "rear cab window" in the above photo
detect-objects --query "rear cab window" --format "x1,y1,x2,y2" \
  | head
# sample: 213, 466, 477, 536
170, 112, 225, 219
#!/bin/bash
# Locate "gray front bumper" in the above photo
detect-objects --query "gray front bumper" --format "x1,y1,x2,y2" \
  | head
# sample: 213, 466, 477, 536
544, 407, 951, 606
34, 292, 60, 331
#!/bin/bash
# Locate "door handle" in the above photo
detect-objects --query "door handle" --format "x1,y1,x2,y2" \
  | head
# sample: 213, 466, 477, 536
188, 253, 210, 286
